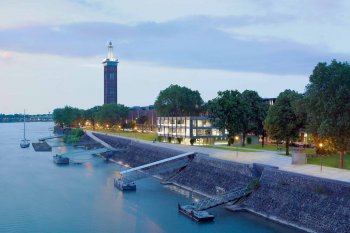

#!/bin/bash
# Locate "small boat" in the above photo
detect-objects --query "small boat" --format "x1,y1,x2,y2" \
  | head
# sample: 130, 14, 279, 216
114, 178, 136, 191
53, 154, 69, 165
178, 204, 215, 222
20, 109, 30, 148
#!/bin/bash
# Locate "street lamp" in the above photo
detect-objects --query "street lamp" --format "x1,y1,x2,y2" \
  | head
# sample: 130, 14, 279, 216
319, 143, 323, 172
234, 136, 239, 157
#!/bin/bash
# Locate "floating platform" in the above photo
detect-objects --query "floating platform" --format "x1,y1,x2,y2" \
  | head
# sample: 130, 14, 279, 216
32, 142, 52, 152
114, 178, 136, 191
178, 204, 215, 222
53, 155, 69, 165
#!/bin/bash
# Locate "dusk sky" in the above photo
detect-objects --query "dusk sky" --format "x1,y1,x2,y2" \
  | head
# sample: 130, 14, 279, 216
0, 0, 349, 114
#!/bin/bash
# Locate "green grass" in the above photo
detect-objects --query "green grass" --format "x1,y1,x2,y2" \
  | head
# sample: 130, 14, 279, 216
229, 143, 281, 151
225, 143, 317, 155
94, 129, 157, 141
202, 145, 258, 152
307, 154, 350, 170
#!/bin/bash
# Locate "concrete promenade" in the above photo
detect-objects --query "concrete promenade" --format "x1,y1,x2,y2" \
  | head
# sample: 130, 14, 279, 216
87, 131, 350, 183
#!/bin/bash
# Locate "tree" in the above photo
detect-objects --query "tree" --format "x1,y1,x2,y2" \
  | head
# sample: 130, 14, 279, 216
121, 120, 136, 131
154, 84, 204, 116
53, 108, 64, 127
305, 60, 350, 168
207, 90, 245, 144
84, 106, 101, 129
96, 104, 129, 127
136, 115, 148, 133
264, 90, 305, 155
241, 90, 268, 147
52, 106, 82, 127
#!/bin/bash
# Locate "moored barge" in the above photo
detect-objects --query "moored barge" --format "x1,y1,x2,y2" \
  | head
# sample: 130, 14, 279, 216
53, 154, 69, 165
178, 204, 215, 222
114, 178, 136, 191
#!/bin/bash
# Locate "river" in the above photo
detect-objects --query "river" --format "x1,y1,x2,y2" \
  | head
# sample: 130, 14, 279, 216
0, 122, 302, 233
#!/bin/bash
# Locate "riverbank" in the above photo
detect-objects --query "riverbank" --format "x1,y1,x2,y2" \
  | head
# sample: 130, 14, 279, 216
87, 131, 350, 233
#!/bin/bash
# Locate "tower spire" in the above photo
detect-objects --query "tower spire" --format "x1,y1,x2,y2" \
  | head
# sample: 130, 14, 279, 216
107, 41, 115, 60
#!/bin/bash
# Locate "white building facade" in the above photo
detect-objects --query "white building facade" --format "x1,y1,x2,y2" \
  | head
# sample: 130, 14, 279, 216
156, 116, 227, 145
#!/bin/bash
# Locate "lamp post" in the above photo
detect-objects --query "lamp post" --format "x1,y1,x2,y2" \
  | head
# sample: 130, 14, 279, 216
234, 136, 239, 157
319, 143, 323, 172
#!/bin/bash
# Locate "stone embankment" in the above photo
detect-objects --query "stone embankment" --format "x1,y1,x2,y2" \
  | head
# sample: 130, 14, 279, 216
92, 133, 350, 233
53, 126, 71, 135
76, 134, 103, 149
243, 169, 350, 233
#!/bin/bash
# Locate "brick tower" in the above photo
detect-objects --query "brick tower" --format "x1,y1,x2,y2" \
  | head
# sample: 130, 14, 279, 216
102, 41, 118, 104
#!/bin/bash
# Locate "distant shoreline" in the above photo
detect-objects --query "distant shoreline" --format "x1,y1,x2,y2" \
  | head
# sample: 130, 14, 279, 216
0, 120, 53, 123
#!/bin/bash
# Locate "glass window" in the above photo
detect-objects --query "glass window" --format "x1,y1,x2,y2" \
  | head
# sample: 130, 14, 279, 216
192, 129, 197, 136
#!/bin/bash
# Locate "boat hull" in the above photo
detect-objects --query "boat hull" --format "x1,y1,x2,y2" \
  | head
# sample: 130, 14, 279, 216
114, 179, 136, 191
20, 143, 30, 148
178, 205, 215, 222
53, 155, 69, 165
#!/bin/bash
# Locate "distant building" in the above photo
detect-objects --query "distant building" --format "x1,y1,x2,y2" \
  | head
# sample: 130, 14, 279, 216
129, 105, 157, 131
102, 42, 118, 104
263, 98, 276, 106
157, 116, 227, 145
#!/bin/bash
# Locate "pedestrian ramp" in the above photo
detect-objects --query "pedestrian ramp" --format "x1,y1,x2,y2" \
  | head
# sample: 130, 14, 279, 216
118, 152, 196, 184
193, 186, 252, 211
58, 147, 122, 158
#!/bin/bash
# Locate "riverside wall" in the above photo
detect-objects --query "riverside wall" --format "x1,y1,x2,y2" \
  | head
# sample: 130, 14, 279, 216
93, 133, 350, 233
243, 169, 350, 233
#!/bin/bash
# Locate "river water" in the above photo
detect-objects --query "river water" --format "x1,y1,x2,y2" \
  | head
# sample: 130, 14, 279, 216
0, 122, 302, 233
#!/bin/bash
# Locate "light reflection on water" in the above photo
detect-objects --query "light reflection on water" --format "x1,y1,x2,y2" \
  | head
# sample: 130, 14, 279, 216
0, 122, 303, 233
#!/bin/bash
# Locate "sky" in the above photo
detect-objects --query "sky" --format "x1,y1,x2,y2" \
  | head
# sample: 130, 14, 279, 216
0, 0, 349, 114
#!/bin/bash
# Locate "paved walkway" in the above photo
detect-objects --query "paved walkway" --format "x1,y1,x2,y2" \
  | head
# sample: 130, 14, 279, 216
88, 131, 350, 183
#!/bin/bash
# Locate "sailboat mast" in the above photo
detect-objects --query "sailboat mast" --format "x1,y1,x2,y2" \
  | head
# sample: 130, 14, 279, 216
23, 109, 26, 140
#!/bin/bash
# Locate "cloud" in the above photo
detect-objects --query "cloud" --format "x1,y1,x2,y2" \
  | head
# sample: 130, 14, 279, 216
1, 51, 13, 61
0, 16, 347, 75
0, 50, 308, 114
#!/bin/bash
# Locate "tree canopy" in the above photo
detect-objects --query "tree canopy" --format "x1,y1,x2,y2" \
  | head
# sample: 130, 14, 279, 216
305, 60, 350, 168
208, 90, 245, 140
136, 115, 148, 132
53, 106, 83, 127
264, 90, 305, 155
241, 90, 268, 147
95, 104, 129, 127
84, 106, 101, 129
53, 104, 129, 129
154, 84, 204, 116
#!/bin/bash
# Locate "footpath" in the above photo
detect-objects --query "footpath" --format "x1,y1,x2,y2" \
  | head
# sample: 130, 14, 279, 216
86, 131, 350, 183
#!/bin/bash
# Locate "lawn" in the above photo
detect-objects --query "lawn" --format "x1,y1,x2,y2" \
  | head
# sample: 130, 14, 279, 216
307, 154, 350, 170
202, 145, 258, 153
94, 129, 157, 141
224, 143, 283, 151
226, 143, 316, 155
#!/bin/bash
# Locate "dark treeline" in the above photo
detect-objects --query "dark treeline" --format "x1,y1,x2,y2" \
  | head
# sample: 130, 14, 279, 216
53, 104, 129, 130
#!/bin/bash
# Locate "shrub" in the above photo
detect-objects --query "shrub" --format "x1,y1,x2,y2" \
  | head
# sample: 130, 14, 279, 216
157, 136, 163, 142
176, 137, 183, 144
247, 137, 252, 144
190, 138, 196, 146
167, 137, 173, 143
64, 128, 84, 144
228, 137, 234, 146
